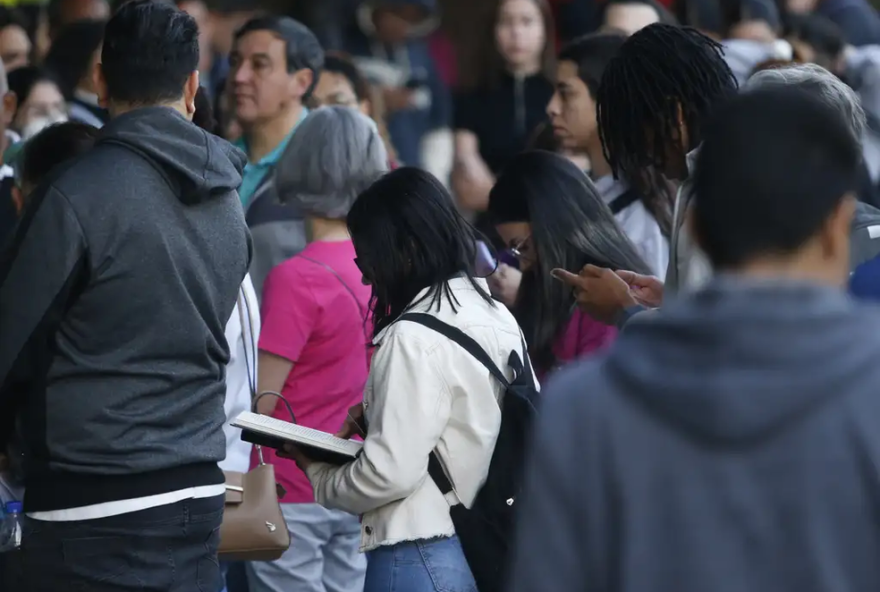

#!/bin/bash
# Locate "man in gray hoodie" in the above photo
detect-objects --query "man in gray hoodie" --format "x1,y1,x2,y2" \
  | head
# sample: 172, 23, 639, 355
511, 86, 880, 592
0, 1, 250, 590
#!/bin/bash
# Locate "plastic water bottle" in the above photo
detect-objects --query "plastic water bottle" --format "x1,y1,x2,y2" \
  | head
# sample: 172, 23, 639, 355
0, 501, 22, 552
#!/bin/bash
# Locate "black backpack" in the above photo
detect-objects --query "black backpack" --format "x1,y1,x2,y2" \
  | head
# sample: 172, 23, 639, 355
399, 313, 539, 592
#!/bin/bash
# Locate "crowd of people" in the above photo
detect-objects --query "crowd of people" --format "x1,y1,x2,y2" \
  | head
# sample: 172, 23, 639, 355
1, 0, 880, 591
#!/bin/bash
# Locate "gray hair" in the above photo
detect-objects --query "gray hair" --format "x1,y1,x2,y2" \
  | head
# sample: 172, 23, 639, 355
275, 106, 389, 219
745, 63, 866, 141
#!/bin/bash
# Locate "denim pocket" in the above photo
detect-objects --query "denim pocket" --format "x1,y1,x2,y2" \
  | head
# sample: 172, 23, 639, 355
417, 537, 478, 592
62, 535, 175, 591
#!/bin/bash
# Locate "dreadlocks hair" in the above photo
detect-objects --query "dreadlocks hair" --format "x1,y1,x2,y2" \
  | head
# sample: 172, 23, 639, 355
596, 23, 738, 182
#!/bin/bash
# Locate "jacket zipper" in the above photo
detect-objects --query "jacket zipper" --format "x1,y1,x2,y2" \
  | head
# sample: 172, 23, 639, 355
515, 74, 526, 135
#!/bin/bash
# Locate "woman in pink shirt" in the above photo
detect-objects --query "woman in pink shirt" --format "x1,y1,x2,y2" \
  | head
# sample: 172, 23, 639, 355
247, 106, 388, 592
486, 150, 652, 378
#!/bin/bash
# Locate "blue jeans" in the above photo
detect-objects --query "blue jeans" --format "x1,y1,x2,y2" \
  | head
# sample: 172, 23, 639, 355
364, 536, 477, 592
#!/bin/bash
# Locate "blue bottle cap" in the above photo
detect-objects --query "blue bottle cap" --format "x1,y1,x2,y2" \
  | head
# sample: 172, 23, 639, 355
4, 501, 22, 513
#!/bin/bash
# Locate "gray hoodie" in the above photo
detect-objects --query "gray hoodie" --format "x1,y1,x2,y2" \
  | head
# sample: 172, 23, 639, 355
512, 277, 880, 592
0, 107, 251, 513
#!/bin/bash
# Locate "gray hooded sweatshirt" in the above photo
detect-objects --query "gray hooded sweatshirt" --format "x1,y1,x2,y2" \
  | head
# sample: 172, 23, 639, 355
0, 107, 251, 513
511, 277, 880, 592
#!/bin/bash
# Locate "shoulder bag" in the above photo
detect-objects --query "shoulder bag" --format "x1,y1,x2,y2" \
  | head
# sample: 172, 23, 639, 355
218, 287, 292, 561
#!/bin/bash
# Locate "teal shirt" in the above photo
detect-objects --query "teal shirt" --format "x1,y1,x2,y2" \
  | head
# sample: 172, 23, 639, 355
235, 108, 308, 207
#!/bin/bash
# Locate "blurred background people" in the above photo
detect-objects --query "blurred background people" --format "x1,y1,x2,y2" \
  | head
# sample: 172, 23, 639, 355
43, 18, 106, 127
311, 51, 399, 165
452, 0, 554, 220
229, 15, 324, 301
598, 0, 677, 34
6, 66, 66, 141
487, 150, 650, 377
345, 0, 452, 177
10, 121, 97, 215
0, 7, 32, 71
46, 0, 109, 39
0, 60, 18, 249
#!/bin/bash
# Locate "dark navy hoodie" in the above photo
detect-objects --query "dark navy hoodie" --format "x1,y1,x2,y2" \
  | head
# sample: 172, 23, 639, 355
511, 277, 880, 592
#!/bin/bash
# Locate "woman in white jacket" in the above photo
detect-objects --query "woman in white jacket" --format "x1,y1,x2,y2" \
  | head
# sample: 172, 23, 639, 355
284, 167, 525, 592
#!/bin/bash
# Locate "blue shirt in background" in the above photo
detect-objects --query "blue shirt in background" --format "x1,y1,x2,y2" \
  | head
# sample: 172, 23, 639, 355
851, 254, 880, 300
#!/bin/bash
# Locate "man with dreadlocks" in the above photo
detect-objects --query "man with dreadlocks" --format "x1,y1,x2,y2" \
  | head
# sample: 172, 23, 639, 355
553, 23, 738, 325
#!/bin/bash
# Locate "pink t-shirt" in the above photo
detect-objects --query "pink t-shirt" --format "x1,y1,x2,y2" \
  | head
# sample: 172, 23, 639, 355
254, 240, 371, 504
551, 309, 617, 373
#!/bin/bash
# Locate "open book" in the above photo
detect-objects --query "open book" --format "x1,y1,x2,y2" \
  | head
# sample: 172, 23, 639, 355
232, 411, 363, 466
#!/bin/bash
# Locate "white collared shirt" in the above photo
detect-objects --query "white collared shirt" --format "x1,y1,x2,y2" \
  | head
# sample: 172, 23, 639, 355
221, 275, 260, 473
306, 276, 531, 551
593, 175, 669, 277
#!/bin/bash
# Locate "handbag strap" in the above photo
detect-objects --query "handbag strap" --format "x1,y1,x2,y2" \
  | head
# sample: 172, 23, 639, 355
236, 284, 297, 464
298, 255, 367, 321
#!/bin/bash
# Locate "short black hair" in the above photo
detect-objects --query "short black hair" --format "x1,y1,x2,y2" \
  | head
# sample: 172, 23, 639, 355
693, 86, 860, 269
233, 15, 324, 100
600, 0, 678, 27
323, 52, 370, 103
101, 0, 199, 105
18, 121, 99, 188
558, 33, 627, 99
43, 19, 106, 100
596, 23, 738, 181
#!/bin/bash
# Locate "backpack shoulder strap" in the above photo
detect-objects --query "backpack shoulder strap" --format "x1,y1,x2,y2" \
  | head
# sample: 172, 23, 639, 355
398, 312, 516, 498
608, 186, 641, 214
398, 312, 510, 387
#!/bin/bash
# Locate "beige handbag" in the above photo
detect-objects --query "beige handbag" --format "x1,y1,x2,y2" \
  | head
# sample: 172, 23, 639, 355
218, 288, 291, 561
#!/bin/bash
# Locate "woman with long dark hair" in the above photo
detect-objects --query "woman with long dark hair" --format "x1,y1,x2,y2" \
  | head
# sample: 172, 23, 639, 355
488, 150, 651, 375
292, 167, 526, 592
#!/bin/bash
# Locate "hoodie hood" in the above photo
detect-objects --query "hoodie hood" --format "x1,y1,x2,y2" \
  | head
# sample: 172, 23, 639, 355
98, 106, 246, 205
608, 277, 880, 444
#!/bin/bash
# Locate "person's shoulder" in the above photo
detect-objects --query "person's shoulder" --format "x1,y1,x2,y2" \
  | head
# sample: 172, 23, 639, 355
539, 356, 615, 422
268, 255, 320, 284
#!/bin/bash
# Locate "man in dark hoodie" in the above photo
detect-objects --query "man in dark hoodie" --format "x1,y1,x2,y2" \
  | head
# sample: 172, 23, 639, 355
511, 85, 880, 592
0, 1, 250, 590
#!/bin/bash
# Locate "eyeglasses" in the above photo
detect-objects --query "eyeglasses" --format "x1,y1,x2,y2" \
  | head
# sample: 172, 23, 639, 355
507, 235, 532, 261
